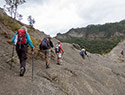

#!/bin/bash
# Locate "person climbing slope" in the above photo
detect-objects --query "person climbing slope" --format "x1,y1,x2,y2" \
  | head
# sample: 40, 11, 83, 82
55, 41, 64, 65
121, 49, 125, 58
11, 26, 34, 76
80, 47, 88, 64
39, 37, 53, 69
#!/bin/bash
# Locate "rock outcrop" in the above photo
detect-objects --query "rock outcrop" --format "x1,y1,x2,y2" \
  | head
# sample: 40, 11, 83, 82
55, 24, 125, 40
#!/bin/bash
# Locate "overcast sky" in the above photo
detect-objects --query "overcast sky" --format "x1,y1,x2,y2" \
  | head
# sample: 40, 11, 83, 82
0, 0, 125, 37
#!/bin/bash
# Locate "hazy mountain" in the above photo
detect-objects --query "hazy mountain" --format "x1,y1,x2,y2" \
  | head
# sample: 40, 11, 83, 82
56, 21, 125, 40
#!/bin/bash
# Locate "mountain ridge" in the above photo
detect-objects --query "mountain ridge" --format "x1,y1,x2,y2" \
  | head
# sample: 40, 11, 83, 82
56, 21, 125, 40
55, 21, 125, 54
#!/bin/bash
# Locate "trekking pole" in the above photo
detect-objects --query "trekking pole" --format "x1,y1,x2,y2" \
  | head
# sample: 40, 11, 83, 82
32, 50, 34, 81
87, 55, 90, 61
10, 44, 15, 70
62, 52, 64, 59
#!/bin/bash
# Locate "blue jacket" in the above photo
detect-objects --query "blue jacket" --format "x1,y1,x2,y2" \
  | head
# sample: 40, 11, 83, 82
11, 32, 34, 48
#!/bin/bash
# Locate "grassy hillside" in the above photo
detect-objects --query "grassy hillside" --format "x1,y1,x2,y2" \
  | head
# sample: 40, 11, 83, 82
86, 21, 125, 38
0, 10, 50, 59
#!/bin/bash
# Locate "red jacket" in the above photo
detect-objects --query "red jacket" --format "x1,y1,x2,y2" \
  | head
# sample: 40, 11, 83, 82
58, 44, 64, 53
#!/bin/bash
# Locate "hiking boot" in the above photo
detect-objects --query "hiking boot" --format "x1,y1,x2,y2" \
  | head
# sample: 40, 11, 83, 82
46, 64, 50, 69
57, 63, 60, 65
20, 67, 25, 76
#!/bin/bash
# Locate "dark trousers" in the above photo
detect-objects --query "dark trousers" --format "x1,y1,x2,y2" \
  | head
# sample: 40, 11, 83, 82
16, 46, 28, 68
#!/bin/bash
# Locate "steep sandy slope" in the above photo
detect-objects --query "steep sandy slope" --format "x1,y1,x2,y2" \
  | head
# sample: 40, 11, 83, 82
107, 40, 125, 62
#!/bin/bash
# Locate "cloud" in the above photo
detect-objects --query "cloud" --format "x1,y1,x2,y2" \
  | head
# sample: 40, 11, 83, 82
79, 0, 125, 25
18, 0, 86, 36
1, 0, 125, 37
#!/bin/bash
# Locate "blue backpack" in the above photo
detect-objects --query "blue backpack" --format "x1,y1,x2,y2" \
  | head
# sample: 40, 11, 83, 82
39, 38, 49, 50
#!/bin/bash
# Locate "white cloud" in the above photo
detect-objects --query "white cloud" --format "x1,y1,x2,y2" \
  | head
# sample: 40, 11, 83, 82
18, 0, 85, 36
1, 0, 125, 37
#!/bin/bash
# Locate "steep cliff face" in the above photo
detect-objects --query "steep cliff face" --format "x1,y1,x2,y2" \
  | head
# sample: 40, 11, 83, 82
56, 28, 86, 40
0, 8, 125, 95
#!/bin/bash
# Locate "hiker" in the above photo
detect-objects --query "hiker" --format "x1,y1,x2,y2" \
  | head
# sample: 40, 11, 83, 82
11, 26, 34, 76
80, 47, 88, 64
39, 37, 53, 69
55, 41, 64, 65
121, 49, 124, 58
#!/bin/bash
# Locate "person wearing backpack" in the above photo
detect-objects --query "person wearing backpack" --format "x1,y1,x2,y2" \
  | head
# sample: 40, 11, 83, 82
39, 37, 53, 69
80, 47, 88, 64
11, 26, 34, 76
55, 42, 64, 65
121, 49, 125, 58
121, 50, 123, 55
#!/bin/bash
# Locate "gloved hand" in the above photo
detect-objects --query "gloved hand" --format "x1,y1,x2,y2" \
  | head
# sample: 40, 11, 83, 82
62, 51, 64, 55
31, 47, 34, 51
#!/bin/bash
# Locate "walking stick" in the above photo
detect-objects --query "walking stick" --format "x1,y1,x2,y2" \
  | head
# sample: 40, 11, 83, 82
10, 44, 14, 70
32, 50, 34, 81
62, 52, 64, 59
87, 55, 90, 61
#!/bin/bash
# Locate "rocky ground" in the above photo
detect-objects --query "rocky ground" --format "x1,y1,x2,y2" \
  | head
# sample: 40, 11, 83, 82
0, 8, 125, 95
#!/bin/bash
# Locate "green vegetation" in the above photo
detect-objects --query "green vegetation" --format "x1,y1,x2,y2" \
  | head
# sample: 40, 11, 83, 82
86, 21, 125, 38
58, 20, 125, 54
60, 36, 125, 54
0, 15, 20, 31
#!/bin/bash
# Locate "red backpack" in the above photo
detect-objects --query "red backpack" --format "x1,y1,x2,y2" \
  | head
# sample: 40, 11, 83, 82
17, 29, 27, 45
